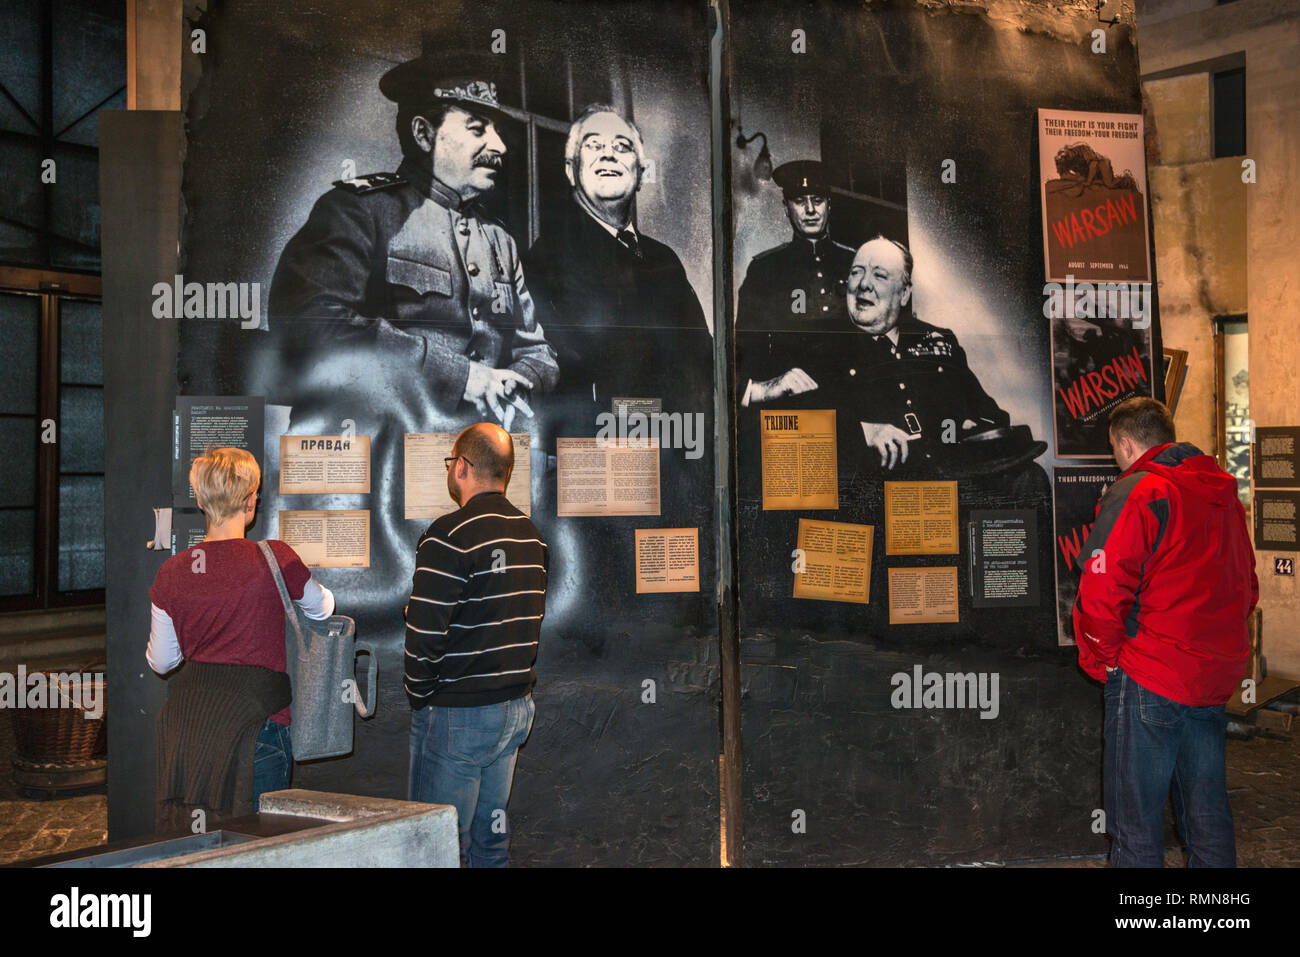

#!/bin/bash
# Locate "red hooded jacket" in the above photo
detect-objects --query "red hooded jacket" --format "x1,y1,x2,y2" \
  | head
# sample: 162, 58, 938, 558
1073, 442, 1258, 706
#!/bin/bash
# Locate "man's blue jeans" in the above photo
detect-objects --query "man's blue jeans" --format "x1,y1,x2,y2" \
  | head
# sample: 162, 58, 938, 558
1104, 668, 1236, 867
408, 694, 535, 868
252, 718, 292, 809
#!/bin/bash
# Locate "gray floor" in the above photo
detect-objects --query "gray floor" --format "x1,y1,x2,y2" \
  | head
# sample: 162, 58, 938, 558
2, 710, 1297, 866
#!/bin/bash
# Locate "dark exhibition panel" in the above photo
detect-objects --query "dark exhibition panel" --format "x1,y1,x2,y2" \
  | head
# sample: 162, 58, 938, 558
96, 0, 1168, 866
730, 2, 1157, 865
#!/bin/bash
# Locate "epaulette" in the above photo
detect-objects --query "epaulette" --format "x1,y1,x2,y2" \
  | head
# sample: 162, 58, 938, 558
332, 172, 405, 194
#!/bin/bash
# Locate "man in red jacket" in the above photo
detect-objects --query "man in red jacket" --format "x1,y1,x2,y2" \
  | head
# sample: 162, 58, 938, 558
1074, 397, 1257, 867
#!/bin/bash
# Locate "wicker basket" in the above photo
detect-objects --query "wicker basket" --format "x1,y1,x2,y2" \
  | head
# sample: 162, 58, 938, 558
10, 670, 107, 763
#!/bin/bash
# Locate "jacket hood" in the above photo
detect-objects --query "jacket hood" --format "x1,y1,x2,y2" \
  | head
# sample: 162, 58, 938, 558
1129, 442, 1239, 507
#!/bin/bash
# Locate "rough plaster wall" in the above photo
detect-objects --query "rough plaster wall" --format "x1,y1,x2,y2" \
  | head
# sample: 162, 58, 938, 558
1137, 0, 1300, 676
1146, 73, 1210, 163
1144, 72, 1248, 456
912, 0, 1136, 37
1133, 0, 1217, 28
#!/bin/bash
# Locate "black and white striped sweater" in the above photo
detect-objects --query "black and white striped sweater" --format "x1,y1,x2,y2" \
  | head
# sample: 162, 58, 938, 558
403, 490, 548, 708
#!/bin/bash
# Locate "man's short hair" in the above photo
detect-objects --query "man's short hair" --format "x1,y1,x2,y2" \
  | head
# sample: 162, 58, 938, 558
396, 101, 453, 158
1108, 396, 1176, 449
564, 104, 646, 175
455, 426, 514, 482
871, 234, 913, 286
190, 447, 260, 524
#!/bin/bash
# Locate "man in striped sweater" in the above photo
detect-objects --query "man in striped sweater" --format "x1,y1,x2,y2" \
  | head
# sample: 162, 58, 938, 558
405, 422, 548, 867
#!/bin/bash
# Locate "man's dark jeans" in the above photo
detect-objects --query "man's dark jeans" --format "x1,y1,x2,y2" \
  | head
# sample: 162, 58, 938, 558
1104, 667, 1236, 867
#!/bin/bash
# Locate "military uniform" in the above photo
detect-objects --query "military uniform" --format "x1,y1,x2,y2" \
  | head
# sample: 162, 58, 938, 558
736, 235, 855, 412
265, 154, 558, 630
736, 235, 856, 333
268, 156, 558, 408
808, 314, 1012, 476
736, 159, 856, 400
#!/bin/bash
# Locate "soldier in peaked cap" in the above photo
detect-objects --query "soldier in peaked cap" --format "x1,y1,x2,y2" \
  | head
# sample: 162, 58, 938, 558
265, 45, 558, 634
269, 46, 557, 429
736, 159, 855, 408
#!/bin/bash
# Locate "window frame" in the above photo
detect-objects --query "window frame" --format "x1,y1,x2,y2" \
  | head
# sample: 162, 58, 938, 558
0, 264, 103, 612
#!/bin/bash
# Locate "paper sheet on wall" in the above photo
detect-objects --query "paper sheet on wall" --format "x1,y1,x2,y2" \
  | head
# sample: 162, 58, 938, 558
279, 435, 371, 494
404, 433, 531, 521
969, 509, 1039, 608
635, 527, 699, 593
888, 567, 959, 624
759, 409, 837, 511
172, 396, 265, 507
556, 437, 660, 517
278, 509, 370, 568
792, 518, 873, 604
884, 481, 959, 555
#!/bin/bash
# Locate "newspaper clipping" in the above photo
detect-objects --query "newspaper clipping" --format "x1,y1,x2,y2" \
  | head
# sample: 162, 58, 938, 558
405, 432, 531, 522
884, 481, 959, 555
279, 435, 371, 495
792, 518, 873, 604
759, 409, 838, 511
556, 437, 661, 518
888, 567, 959, 624
635, 528, 700, 594
279, 509, 370, 568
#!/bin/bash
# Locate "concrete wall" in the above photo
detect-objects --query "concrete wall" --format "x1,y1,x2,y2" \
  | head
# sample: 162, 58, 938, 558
1137, 0, 1300, 674
1143, 71, 1247, 454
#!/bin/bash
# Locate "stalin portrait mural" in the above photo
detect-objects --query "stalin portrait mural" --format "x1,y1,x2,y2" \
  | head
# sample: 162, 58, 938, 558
266, 48, 559, 628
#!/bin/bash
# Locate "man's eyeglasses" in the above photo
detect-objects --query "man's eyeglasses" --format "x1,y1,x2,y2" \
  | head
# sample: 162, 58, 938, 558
581, 137, 635, 155
444, 455, 474, 471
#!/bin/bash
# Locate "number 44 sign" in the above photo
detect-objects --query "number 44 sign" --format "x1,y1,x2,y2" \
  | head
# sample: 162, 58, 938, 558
1276, 557, 1295, 577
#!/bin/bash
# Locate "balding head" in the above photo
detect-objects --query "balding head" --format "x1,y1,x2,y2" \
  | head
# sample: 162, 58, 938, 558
456, 423, 514, 481
446, 422, 515, 506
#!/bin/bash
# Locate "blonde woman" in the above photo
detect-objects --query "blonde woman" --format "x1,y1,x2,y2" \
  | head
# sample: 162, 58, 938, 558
147, 447, 335, 830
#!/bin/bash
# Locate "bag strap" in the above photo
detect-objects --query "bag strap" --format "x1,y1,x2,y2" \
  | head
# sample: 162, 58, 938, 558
260, 541, 375, 720
257, 540, 306, 645
353, 641, 377, 718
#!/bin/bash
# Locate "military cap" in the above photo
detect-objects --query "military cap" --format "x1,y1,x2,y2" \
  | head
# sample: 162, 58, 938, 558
772, 160, 832, 200
380, 45, 512, 126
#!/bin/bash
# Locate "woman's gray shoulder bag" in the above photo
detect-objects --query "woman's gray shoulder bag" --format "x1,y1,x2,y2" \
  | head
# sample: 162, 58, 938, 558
258, 541, 376, 761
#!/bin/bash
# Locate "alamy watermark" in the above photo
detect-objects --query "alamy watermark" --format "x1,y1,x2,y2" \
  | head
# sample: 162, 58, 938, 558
1042, 274, 1151, 328
890, 665, 1000, 719
594, 409, 705, 460
152, 274, 261, 329
49, 887, 150, 937
0, 665, 103, 719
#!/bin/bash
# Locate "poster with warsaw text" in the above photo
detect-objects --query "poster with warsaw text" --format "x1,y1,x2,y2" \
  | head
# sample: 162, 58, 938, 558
1038, 109, 1151, 284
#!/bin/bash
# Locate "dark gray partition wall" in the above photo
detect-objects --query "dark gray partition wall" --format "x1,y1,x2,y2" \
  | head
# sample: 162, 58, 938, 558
730, 1, 1146, 864
174, 0, 719, 865
101, 111, 183, 841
